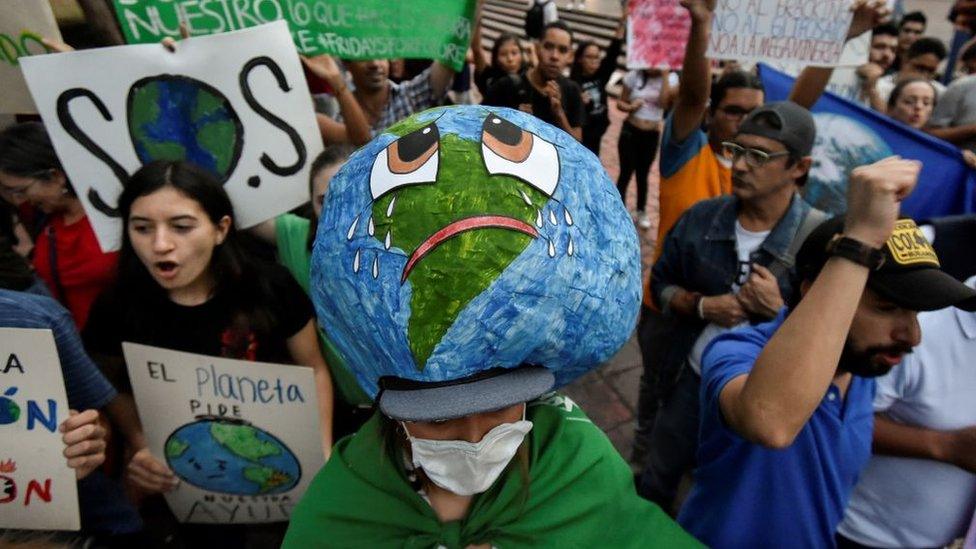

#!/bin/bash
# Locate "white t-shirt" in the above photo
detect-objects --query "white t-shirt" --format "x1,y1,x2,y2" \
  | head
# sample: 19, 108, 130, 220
838, 276, 976, 547
687, 221, 769, 376
621, 70, 680, 123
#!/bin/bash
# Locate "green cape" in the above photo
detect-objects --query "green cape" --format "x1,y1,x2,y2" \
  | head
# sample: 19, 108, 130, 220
284, 394, 701, 548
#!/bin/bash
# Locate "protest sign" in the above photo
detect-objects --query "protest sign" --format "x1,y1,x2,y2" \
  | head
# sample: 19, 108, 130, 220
759, 63, 976, 216
0, 328, 79, 531
20, 21, 323, 253
0, 0, 62, 114
706, 0, 854, 66
627, 0, 691, 69
123, 342, 324, 524
111, 0, 476, 71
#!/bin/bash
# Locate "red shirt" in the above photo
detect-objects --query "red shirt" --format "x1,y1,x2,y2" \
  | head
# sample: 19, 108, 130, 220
33, 215, 118, 330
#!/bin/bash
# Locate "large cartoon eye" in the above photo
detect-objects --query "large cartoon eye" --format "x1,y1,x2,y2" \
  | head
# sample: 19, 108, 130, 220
481, 114, 559, 196
370, 124, 440, 199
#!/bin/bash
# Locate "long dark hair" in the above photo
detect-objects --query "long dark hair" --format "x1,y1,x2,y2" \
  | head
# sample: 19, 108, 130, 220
0, 122, 76, 196
491, 33, 523, 73
116, 160, 276, 335
307, 145, 353, 251
570, 41, 598, 81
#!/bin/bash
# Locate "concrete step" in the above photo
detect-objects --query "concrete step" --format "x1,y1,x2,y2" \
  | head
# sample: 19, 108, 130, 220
479, 0, 631, 96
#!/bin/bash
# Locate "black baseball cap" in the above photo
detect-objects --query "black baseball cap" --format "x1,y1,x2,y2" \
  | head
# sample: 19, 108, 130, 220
737, 100, 816, 157
377, 365, 555, 422
796, 216, 976, 312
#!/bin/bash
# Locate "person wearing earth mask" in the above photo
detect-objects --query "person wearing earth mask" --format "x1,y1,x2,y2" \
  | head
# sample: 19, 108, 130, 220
282, 105, 698, 548
284, 364, 700, 548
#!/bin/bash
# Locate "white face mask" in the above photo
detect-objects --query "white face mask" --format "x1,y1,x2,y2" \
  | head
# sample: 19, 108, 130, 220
402, 406, 533, 496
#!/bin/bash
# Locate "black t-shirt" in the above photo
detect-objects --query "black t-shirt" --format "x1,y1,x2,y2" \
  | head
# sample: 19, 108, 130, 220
483, 73, 584, 129
83, 262, 314, 387
474, 66, 518, 96
572, 38, 623, 128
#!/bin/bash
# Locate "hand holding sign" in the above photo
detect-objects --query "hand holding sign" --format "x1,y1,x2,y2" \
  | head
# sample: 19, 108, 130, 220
847, 0, 892, 39
0, 328, 79, 531
60, 409, 107, 480
127, 447, 179, 494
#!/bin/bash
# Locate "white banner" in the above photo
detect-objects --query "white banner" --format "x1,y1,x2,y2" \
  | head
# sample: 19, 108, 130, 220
21, 21, 324, 252
707, 0, 854, 66
123, 342, 324, 524
0, 0, 62, 114
0, 328, 80, 531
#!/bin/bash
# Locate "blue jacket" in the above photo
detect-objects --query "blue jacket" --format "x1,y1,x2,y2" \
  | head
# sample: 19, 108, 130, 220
648, 192, 815, 380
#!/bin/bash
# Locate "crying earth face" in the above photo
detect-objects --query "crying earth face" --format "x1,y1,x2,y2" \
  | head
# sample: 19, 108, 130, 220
342, 112, 578, 368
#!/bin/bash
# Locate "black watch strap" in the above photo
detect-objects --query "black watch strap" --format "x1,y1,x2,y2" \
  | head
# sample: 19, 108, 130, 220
825, 235, 885, 270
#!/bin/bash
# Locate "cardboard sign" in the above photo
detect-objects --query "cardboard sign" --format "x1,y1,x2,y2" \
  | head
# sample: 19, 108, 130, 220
707, 0, 854, 66
0, 0, 63, 114
0, 328, 79, 531
20, 21, 323, 252
627, 0, 691, 69
123, 343, 324, 524
111, 0, 476, 71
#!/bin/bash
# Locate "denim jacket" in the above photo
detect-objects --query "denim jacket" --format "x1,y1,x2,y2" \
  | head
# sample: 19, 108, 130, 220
649, 192, 815, 381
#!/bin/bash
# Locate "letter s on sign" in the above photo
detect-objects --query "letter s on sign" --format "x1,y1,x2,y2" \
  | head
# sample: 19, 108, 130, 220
238, 56, 308, 188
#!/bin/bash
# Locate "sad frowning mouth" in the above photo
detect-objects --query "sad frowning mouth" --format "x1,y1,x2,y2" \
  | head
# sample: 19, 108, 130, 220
400, 215, 539, 283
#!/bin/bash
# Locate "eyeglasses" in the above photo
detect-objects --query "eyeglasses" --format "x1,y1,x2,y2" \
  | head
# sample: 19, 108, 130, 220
0, 179, 40, 200
722, 142, 791, 168
0, 170, 54, 201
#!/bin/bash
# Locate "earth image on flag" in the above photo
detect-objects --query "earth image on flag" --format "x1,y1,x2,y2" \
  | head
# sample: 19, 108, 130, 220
164, 417, 300, 495
127, 75, 244, 182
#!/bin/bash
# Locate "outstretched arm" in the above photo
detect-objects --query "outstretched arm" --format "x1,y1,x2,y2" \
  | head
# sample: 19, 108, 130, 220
303, 54, 372, 146
471, 13, 489, 76
429, 0, 483, 97
719, 157, 920, 448
926, 125, 976, 145
671, 0, 716, 143
789, 0, 890, 109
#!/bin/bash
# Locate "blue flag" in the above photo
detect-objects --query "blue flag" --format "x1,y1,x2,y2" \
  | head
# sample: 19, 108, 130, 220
758, 63, 976, 218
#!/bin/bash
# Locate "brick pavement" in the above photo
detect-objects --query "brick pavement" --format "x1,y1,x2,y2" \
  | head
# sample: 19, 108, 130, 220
561, 98, 662, 463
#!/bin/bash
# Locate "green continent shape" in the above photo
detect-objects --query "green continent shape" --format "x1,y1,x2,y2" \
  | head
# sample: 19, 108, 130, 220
210, 423, 281, 462
371, 132, 547, 368
191, 88, 237, 177
243, 464, 293, 494
165, 436, 189, 459
128, 83, 187, 161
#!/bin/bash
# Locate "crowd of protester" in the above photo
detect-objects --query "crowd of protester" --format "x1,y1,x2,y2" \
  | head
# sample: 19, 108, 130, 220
2, 0, 976, 546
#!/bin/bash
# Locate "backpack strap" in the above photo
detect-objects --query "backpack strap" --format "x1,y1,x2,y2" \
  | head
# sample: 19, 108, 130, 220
766, 207, 830, 279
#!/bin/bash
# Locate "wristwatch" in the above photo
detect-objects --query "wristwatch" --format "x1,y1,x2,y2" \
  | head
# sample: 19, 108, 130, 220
825, 234, 885, 270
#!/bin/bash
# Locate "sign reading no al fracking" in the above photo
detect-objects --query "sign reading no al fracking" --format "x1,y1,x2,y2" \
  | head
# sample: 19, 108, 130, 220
112, 0, 476, 71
